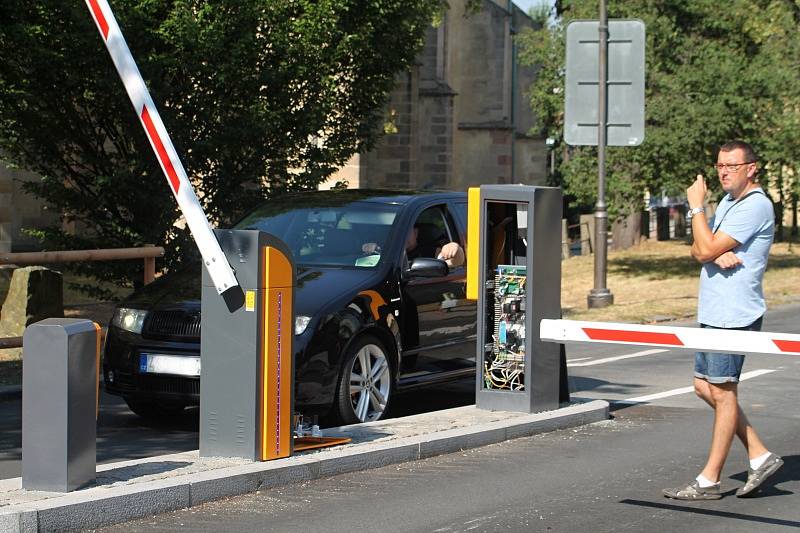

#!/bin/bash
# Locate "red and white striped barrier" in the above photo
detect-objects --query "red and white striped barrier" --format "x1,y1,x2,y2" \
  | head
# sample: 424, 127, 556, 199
85, 0, 239, 295
540, 319, 800, 356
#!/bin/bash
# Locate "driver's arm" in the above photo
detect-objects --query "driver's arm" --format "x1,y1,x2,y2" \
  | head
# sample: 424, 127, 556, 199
437, 242, 464, 268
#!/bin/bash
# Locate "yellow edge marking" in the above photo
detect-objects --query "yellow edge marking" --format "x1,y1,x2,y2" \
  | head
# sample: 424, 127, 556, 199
260, 247, 268, 460
466, 187, 480, 300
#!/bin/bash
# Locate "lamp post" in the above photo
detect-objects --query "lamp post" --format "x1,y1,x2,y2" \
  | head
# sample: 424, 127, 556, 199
546, 137, 556, 177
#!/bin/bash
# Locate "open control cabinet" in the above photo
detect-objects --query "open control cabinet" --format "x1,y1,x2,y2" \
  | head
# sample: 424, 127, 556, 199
473, 186, 562, 413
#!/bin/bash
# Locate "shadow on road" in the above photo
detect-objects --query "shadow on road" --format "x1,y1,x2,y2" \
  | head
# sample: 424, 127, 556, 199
570, 376, 648, 396
728, 453, 798, 498
620, 498, 800, 528
388, 379, 474, 419
620, 455, 799, 527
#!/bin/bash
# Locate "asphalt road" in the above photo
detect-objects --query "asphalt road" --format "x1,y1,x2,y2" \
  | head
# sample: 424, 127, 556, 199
92, 303, 800, 532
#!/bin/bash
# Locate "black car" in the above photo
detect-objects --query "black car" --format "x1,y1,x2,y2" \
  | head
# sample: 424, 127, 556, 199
104, 189, 476, 425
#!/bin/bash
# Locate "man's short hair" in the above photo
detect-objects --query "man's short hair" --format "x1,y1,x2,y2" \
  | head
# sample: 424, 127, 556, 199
719, 140, 758, 163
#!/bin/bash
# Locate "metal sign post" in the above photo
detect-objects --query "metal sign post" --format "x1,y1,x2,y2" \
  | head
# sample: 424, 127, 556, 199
564, 14, 646, 310
84, 0, 242, 309
593, 1, 612, 309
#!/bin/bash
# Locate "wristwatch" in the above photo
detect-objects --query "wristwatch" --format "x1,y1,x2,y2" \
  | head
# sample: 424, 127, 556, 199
687, 206, 704, 220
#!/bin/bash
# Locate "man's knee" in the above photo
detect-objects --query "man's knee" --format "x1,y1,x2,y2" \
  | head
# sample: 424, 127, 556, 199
694, 378, 712, 402
708, 381, 738, 404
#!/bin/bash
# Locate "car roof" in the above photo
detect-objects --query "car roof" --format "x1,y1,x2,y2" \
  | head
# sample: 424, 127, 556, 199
268, 188, 464, 206
231, 188, 466, 229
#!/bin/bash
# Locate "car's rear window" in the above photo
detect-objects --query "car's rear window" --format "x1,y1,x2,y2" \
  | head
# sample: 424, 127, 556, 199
235, 203, 399, 267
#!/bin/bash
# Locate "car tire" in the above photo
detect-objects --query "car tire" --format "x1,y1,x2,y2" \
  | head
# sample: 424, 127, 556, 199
124, 397, 186, 419
333, 334, 394, 425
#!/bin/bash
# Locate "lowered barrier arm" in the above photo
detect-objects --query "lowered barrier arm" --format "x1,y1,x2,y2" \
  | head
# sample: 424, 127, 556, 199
541, 319, 800, 356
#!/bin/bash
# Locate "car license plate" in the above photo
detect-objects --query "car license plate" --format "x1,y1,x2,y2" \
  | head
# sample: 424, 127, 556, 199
139, 353, 201, 377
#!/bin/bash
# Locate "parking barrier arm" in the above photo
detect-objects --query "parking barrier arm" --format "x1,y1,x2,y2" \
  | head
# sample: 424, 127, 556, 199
541, 318, 800, 357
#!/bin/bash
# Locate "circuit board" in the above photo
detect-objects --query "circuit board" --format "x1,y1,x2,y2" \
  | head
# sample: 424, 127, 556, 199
484, 265, 526, 391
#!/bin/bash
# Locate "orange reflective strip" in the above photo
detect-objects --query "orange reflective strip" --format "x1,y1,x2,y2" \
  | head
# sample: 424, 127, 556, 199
261, 246, 293, 460
773, 339, 800, 354
582, 328, 684, 346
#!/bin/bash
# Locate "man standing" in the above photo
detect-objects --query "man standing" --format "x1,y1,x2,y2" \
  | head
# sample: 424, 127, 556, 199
663, 140, 782, 500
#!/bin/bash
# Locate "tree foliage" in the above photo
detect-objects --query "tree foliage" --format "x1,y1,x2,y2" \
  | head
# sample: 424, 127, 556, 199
0, 0, 437, 290
518, 0, 800, 220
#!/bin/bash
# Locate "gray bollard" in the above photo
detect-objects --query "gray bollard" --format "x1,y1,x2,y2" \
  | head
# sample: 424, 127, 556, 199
22, 318, 100, 492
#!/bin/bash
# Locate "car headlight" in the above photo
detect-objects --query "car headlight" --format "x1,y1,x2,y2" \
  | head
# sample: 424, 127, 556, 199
111, 307, 148, 334
295, 315, 311, 335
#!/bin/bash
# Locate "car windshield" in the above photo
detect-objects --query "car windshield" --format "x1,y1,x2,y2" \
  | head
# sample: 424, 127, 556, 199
234, 201, 399, 268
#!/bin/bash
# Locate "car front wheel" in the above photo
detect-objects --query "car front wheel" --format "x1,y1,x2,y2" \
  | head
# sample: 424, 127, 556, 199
334, 335, 394, 425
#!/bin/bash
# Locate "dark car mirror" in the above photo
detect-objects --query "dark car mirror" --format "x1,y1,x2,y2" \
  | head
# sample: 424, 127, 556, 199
406, 257, 449, 278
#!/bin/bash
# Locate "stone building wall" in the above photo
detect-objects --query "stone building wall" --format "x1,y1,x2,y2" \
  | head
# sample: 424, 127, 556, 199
0, 162, 58, 252
325, 0, 547, 192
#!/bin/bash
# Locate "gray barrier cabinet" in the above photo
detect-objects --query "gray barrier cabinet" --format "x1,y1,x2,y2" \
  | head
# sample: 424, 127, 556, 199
200, 229, 294, 461
22, 318, 100, 492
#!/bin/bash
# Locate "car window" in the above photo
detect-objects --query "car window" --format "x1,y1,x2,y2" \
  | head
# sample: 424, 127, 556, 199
235, 203, 399, 267
406, 205, 460, 261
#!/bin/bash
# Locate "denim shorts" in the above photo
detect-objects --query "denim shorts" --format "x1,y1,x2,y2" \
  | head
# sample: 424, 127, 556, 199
694, 316, 763, 383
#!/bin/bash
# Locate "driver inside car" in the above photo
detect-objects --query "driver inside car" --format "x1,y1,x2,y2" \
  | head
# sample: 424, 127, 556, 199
404, 224, 464, 268
362, 224, 464, 268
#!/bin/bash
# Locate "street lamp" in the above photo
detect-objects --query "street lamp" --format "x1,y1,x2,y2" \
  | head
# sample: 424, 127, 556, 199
545, 137, 556, 177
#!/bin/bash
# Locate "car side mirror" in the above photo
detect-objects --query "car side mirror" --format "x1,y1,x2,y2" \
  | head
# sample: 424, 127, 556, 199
406, 257, 449, 278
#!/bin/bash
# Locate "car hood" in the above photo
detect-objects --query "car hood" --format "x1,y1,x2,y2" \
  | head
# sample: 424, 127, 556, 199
122, 263, 386, 317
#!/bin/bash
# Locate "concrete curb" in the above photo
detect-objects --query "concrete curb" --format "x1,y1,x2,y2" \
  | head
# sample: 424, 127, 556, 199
0, 400, 608, 532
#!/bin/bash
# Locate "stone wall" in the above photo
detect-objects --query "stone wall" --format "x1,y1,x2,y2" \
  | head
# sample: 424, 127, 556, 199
0, 161, 58, 252
417, 87, 454, 189
324, 0, 546, 192
0, 266, 63, 338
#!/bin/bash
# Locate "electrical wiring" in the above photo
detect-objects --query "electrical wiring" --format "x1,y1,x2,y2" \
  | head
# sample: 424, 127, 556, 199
484, 265, 527, 391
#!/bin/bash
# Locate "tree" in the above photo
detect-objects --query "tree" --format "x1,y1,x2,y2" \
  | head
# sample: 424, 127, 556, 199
518, 0, 800, 221
0, 0, 438, 292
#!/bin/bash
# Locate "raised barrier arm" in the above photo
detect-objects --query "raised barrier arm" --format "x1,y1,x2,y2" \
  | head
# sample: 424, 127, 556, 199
84, 0, 240, 303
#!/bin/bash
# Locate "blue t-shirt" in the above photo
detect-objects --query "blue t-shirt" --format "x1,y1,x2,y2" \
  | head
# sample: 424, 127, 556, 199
697, 188, 773, 327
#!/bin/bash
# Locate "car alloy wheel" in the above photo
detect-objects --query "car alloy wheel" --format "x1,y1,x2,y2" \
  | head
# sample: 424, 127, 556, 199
336, 335, 393, 424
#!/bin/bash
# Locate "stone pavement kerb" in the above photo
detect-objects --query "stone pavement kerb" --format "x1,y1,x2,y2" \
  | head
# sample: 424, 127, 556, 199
0, 399, 608, 532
